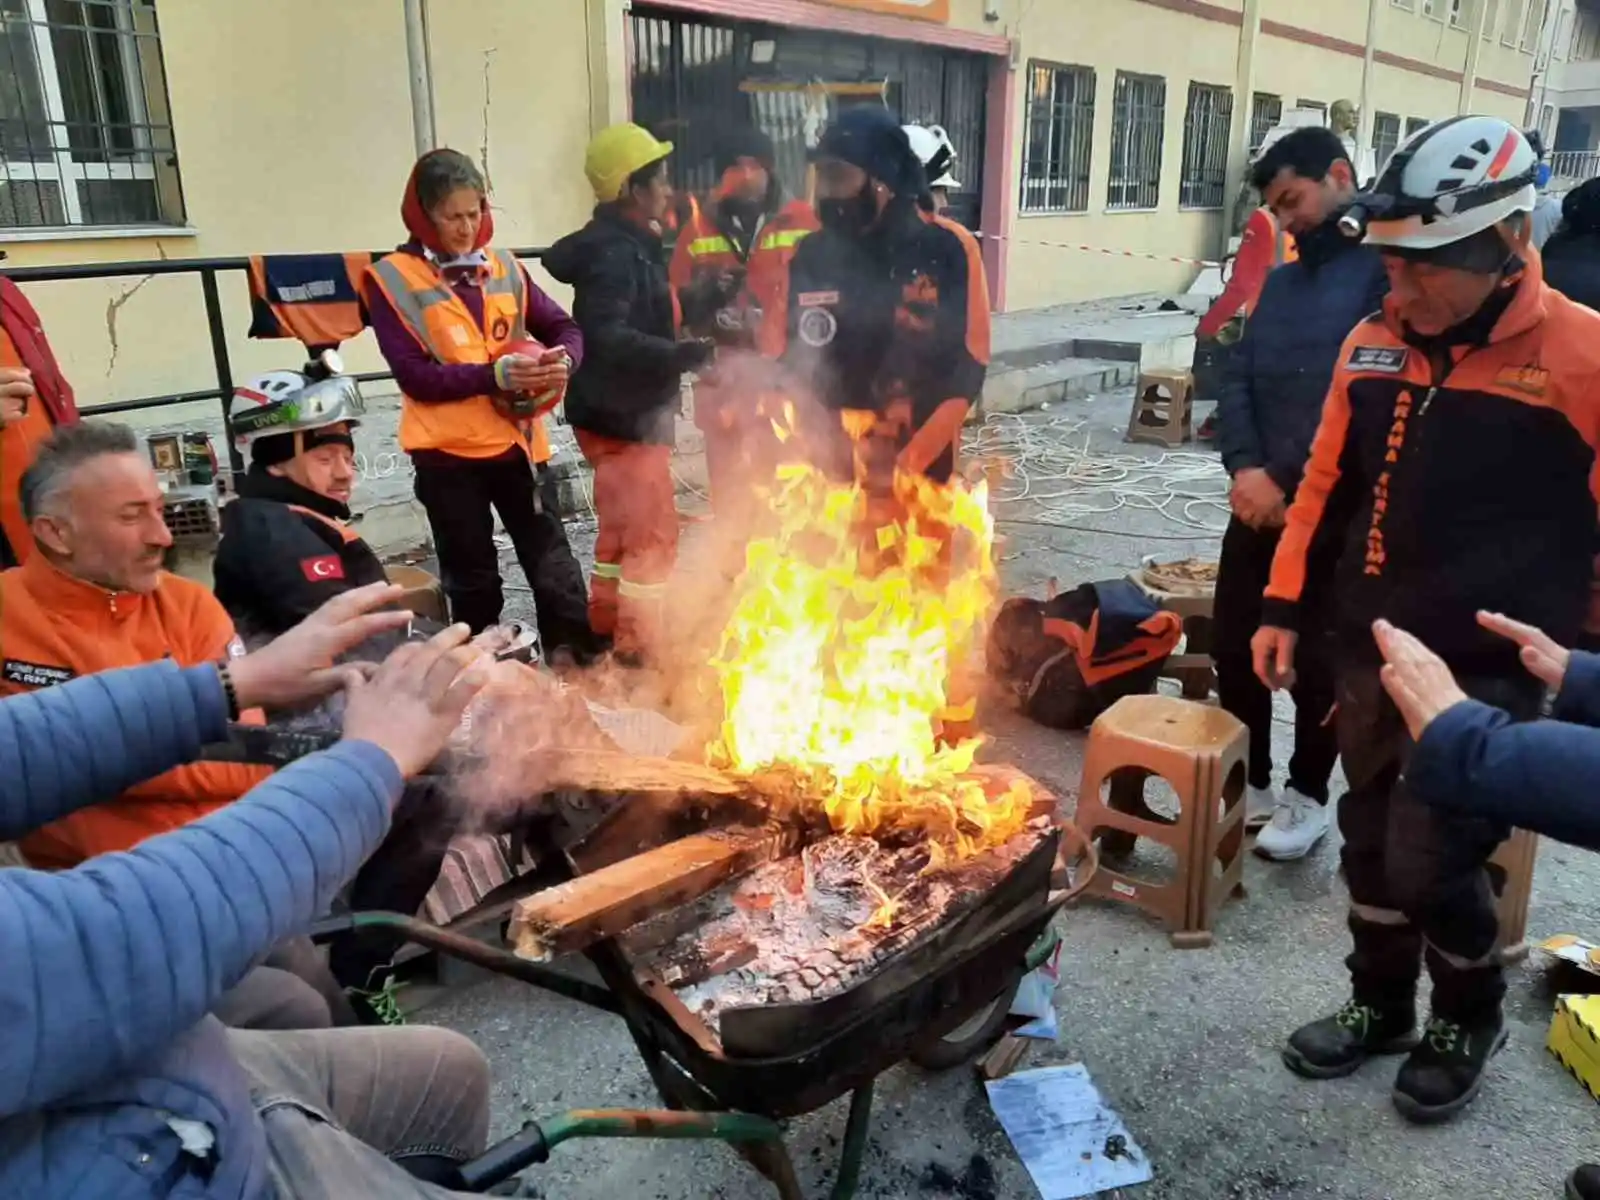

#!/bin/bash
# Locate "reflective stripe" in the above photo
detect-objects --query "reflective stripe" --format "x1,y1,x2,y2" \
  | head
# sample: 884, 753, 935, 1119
370, 251, 526, 361
1423, 936, 1498, 970
591, 562, 622, 580
618, 578, 669, 599
1350, 902, 1409, 927
758, 228, 811, 251
687, 235, 735, 257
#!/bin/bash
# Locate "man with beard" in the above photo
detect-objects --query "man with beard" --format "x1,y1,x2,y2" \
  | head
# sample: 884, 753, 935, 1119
1214, 125, 1388, 861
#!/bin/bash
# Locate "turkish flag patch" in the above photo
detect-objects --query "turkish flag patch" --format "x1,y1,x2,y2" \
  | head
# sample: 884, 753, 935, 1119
300, 554, 345, 582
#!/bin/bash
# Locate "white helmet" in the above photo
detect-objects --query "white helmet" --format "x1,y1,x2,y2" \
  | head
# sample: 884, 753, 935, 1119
1349, 115, 1537, 266
902, 123, 960, 190
230, 350, 364, 454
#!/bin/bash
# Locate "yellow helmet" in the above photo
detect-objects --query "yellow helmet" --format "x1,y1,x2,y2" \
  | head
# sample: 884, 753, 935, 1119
584, 123, 674, 203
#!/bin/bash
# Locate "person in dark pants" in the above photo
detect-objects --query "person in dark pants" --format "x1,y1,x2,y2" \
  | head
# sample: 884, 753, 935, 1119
365, 149, 599, 662
1214, 126, 1387, 860
1254, 116, 1600, 1125
1376, 613, 1600, 1200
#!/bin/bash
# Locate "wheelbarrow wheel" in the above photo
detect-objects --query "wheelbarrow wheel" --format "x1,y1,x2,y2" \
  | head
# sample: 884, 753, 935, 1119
909, 977, 1021, 1071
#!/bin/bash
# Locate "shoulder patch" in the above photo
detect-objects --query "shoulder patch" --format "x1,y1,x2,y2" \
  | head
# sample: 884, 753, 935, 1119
1495, 365, 1549, 397
300, 555, 345, 582
1346, 345, 1409, 374
3, 659, 76, 688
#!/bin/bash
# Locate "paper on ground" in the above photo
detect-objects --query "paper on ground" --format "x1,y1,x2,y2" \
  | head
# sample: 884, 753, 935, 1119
986, 1063, 1152, 1199
1010, 939, 1062, 1040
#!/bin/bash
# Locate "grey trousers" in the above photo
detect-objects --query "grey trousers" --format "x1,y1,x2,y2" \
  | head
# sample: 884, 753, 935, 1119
214, 938, 360, 1031
229, 1025, 492, 1198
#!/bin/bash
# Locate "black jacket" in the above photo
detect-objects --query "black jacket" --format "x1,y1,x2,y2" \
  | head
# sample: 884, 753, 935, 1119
781, 201, 989, 483
1541, 228, 1600, 313
543, 206, 693, 445
1217, 221, 1388, 498
1262, 260, 1600, 673
213, 471, 388, 637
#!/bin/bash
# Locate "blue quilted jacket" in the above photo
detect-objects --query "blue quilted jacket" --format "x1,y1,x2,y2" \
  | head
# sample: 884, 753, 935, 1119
0, 661, 402, 1198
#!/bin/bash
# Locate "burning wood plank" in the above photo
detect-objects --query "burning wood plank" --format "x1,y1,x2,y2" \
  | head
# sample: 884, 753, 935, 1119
509, 823, 802, 962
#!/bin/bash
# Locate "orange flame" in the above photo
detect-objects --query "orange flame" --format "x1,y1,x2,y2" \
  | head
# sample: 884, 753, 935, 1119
706, 459, 1031, 860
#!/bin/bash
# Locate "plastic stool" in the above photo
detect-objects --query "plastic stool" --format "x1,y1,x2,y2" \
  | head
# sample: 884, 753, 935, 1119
1127, 369, 1195, 448
1490, 829, 1539, 965
1075, 694, 1248, 947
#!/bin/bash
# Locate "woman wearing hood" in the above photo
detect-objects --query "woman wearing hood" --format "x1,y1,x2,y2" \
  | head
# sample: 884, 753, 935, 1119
364, 148, 598, 663
543, 124, 713, 667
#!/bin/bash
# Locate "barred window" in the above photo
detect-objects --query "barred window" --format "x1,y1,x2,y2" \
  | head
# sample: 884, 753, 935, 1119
1020, 61, 1095, 215
1405, 116, 1431, 138
1249, 93, 1282, 152
0, 0, 182, 230
1108, 72, 1165, 211
1297, 98, 1327, 117
1179, 82, 1232, 209
1372, 112, 1402, 170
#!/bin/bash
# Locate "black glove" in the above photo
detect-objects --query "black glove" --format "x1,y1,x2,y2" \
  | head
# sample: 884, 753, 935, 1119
674, 337, 716, 373
679, 269, 745, 329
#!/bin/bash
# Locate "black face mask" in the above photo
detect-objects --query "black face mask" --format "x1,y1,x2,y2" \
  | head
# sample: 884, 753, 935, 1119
818, 186, 879, 238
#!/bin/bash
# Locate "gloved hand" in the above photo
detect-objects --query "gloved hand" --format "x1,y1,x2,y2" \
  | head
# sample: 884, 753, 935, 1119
679, 269, 745, 329
674, 337, 716, 373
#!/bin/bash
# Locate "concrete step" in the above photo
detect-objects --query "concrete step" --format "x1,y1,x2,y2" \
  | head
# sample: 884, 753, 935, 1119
979, 357, 1140, 417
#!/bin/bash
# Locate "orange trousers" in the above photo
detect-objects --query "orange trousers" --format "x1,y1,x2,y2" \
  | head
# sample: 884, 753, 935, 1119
575, 430, 678, 662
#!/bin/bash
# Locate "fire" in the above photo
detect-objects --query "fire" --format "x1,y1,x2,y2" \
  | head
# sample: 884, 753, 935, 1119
706, 459, 1032, 860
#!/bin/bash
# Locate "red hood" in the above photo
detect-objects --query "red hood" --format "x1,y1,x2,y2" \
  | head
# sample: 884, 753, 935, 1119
400, 151, 495, 255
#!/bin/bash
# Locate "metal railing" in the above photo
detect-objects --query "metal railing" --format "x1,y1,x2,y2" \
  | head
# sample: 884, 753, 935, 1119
1549, 150, 1600, 189
1, 247, 545, 467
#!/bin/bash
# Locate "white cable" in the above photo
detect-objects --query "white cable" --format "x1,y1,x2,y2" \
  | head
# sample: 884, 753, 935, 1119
968, 411, 1230, 535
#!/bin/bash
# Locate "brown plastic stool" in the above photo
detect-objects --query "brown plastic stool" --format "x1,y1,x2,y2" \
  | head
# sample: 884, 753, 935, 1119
1127, 369, 1195, 448
1490, 829, 1539, 965
1075, 694, 1249, 948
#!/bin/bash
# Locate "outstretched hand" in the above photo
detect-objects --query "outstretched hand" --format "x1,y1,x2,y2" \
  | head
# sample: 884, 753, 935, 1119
229, 583, 415, 711
341, 623, 489, 777
1477, 610, 1569, 691
1374, 619, 1468, 740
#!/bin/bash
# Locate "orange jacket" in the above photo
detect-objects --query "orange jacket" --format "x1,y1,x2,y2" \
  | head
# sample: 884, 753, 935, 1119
0, 328, 57, 565
364, 247, 551, 462
669, 195, 819, 359
4, 554, 269, 867
1197, 207, 1298, 337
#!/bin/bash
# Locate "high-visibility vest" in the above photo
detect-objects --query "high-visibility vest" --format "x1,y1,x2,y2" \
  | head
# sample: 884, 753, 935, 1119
365, 248, 550, 462
669, 197, 818, 358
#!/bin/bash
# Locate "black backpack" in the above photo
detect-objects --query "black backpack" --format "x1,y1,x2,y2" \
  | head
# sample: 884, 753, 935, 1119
987, 579, 1183, 730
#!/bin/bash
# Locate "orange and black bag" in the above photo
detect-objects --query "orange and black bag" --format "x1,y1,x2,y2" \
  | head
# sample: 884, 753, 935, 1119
987, 579, 1182, 729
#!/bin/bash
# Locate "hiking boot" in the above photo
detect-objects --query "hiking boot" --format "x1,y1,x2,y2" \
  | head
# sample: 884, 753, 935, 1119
347, 976, 409, 1027
1566, 1164, 1600, 1200
1253, 787, 1331, 861
1282, 999, 1418, 1079
1392, 1012, 1507, 1124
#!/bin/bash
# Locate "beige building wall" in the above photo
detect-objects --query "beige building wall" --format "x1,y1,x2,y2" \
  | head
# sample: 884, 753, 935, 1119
985, 0, 1536, 310
2, 0, 604, 413
0, 0, 1540, 402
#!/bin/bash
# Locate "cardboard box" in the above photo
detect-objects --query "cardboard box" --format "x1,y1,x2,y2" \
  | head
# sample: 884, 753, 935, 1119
387, 564, 448, 624
1547, 994, 1600, 1104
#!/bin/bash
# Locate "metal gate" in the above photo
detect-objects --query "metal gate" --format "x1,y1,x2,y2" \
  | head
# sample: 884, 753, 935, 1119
628, 6, 987, 229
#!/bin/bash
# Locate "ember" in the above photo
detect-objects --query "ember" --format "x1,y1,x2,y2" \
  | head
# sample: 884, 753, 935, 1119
706, 460, 1031, 860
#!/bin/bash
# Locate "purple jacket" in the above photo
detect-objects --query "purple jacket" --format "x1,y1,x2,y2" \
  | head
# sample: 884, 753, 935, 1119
367, 243, 583, 404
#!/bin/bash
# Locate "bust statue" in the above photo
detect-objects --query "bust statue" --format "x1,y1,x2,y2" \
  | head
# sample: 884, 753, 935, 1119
1330, 99, 1358, 138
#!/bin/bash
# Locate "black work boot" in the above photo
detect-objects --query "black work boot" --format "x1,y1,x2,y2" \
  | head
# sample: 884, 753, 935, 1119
1566, 1164, 1600, 1200
1282, 999, 1418, 1079
1391, 1011, 1508, 1124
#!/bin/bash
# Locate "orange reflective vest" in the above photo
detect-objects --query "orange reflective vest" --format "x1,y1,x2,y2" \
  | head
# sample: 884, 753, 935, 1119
1239, 208, 1299, 320
669, 197, 819, 358
365, 248, 550, 462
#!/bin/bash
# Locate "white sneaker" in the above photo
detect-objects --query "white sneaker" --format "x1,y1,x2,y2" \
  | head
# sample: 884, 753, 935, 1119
1253, 787, 1331, 861
1246, 784, 1280, 829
